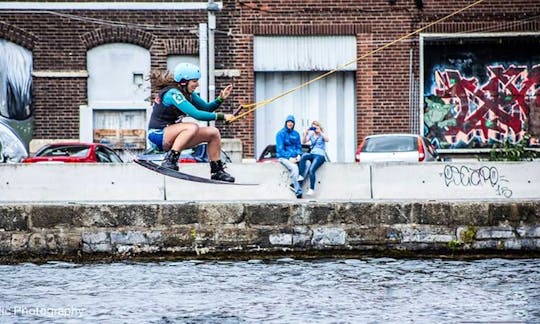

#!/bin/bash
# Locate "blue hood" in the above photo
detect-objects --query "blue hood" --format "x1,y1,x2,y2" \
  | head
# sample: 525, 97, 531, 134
275, 114, 302, 159
284, 115, 295, 130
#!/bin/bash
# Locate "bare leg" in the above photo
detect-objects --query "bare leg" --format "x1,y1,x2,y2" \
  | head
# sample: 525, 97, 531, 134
180, 126, 233, 182
183, 126, 222, 161
163, 122, 199, 152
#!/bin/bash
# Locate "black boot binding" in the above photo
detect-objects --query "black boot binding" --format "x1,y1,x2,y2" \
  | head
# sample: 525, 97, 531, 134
210, 160, 235, 182
161, 150, 180, 171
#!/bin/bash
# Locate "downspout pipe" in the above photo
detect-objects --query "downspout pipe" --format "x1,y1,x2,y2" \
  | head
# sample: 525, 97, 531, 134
199, 23, 208, 101
207, 0, 220, 101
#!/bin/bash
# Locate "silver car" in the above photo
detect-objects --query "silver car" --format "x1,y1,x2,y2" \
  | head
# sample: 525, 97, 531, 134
355, 134, 439, 163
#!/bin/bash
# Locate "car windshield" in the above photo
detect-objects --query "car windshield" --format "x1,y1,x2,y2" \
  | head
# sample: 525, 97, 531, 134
260, 146, 277, 159
37, 145, 90, 157
362, 136, 418, 153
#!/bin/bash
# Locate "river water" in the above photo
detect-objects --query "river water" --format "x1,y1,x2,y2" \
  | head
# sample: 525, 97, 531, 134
0, 258, 539, 323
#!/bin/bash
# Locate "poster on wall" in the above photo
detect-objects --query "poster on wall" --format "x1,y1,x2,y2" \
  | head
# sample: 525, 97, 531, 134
423, 35, 540, 150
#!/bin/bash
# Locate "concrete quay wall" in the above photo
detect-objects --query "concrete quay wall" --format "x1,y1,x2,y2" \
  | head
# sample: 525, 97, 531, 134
1, 200, 540, 263
1, 161, 539, 262
1, 161, 540, 201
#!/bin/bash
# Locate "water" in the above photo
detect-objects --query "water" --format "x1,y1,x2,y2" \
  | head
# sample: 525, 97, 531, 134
0, 258, 539, 323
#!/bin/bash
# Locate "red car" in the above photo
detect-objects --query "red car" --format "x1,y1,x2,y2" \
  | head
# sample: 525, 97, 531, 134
22, 142, 123, 163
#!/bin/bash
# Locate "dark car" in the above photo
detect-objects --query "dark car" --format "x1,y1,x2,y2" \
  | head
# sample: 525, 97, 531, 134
22, 142, 123, 163
257, 144, 314, 163
137, 143, 232, 164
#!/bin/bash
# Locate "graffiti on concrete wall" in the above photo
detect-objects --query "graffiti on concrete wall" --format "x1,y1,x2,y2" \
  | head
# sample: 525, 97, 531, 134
425, 65, 540, 149
0, 39, 33, 161
442, 164, 513, 198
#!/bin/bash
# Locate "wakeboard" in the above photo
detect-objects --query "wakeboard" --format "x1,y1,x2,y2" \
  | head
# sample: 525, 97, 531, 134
134, 159, 257, 185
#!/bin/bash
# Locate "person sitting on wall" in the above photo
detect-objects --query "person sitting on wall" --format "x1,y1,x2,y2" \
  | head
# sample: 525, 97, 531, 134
276, 114, 303, 198
147, 62, 235, 182
298, 120, 329, 196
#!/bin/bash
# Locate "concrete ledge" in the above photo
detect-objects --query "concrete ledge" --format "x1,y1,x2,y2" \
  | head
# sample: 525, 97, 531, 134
163, 163, 293, 201
3, 161, 538, 202
371, 162, 540, 200
0, 163, 164, 202
0, 162, 375, 202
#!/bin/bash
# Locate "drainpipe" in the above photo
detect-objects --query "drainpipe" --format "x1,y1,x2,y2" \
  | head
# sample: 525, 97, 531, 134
207, 0, 219, 101
199, 23, 208, 101
409, 48, 414, 133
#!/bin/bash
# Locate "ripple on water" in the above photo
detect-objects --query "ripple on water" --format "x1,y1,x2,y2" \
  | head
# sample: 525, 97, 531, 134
0, 258, 539, 323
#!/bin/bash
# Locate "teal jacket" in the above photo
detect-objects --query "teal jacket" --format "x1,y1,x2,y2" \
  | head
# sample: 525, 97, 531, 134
162, 88, 222, 121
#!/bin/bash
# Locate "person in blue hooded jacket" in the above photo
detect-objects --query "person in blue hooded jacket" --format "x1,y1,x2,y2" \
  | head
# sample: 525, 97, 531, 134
276, 115, 303, 198
147, 63, 234, 182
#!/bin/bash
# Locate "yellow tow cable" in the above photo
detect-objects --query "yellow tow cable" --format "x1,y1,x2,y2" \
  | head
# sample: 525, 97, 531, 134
228, 0, 486, 123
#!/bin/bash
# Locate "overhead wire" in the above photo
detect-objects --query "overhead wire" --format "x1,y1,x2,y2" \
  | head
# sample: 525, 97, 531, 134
0, 10, 196, 32
3, 5, 537, 42
228, 0, 490, 123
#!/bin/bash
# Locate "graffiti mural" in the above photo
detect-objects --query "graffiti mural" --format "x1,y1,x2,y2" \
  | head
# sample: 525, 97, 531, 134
426, 65, 540, 148
0, 122, 27, 163
423, 36, 540, 149
0, 39, 33, 161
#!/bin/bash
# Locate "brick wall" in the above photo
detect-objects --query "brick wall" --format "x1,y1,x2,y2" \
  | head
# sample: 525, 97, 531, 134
1, 0, 540, 157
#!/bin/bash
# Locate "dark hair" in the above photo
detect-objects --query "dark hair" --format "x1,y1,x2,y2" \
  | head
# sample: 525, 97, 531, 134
149, 70, 176, 88
149, 70, 192, 102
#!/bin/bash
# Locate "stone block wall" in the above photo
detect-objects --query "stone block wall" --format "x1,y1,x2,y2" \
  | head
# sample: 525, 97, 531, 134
1, 201, 539, 263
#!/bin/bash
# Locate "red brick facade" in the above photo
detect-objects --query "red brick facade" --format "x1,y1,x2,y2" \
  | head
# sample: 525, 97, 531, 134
1, 0, 539, 157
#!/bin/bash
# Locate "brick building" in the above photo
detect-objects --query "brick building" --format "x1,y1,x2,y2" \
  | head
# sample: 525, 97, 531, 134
1, 0, 539, 162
